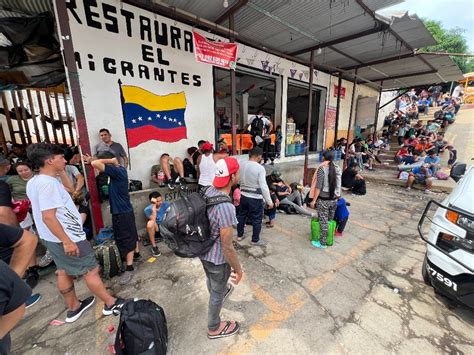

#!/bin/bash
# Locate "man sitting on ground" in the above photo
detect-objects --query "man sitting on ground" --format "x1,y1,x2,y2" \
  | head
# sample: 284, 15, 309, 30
341, 163, 366, 195
144, 192, 169, 257
150, 153, 187, 190
406, 164, 433, 193
406, 103, 418, 120
424, 150, 441, 175
433, 135, 448, 154
417, 97, 430, 116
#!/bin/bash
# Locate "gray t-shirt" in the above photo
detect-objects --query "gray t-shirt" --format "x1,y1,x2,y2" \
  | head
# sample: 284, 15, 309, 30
239, 160, 272, 204
95, 141, 127, 166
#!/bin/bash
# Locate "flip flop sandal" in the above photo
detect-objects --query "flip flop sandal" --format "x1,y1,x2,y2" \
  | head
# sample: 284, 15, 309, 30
207, 321, 240, 339
266, 224, 274, 228
223, 284, 234, 302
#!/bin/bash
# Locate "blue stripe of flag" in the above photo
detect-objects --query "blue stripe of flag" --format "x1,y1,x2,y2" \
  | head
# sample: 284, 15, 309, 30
123, 103, 186, 129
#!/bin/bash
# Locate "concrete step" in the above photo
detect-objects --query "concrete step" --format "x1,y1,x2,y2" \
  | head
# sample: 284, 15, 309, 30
364, 171, 456, 193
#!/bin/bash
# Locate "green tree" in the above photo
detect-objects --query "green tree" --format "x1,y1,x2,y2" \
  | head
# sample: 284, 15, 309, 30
421, 19, 471, 73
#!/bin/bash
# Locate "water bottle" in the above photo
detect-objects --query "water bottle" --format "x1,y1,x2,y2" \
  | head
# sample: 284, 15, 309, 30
157, 171, 165, 187
107, 325, 116, 354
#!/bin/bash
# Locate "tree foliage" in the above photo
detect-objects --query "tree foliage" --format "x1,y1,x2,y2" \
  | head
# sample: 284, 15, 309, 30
421, 19, 473, 73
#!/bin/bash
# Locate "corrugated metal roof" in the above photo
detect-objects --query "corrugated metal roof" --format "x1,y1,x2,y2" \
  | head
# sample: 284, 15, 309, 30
0, 0, 52, 17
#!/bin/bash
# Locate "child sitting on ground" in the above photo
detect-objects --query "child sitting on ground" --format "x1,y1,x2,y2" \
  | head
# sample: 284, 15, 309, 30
446, 145, 457, 168
335, 197, 350, 238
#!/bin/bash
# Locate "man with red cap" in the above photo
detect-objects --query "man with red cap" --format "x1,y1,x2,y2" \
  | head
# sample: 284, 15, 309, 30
196, 141, 228, 191
200, 157, 243, 339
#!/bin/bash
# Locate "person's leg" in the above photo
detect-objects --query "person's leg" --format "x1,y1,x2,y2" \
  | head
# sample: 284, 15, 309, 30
251, 199, 264, 243
425, 177, 433, 191
316, 199, 330, 245
398, 136, 403, 145
173, 157, 185, 178
56, 270, 81, 311
287, 191, 303, 206
160, 155, 172, 180
406, 175, 415, 189
146, 220, 158, 248
279, 198, 313, 217
337, 217, 348, 233
237, 196, 249, 239
83, 266, 116, 307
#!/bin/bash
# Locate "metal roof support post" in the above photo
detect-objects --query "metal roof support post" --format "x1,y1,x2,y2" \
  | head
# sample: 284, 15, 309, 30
303, 50, 315, 186
344, 68, 358, 170
334, 72, 343, 148
229, 14, 237, 156
373, 81, 383, 142
54, 0, 104, 232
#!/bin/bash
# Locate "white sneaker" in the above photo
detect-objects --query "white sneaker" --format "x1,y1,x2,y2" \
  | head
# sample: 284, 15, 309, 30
424, 189, 431, 194
406, 187, 411, 191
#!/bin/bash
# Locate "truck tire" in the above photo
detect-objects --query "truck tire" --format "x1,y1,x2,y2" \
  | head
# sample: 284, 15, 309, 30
422, 254, 432, 286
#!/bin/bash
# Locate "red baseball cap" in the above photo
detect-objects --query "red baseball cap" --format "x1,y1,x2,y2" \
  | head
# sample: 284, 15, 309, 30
213, 157, 240, 188
201, 142, 213, 152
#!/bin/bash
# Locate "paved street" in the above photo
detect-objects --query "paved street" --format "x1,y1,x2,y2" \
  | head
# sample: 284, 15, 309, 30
444, 105, 474, 164
11, 184, 474, 354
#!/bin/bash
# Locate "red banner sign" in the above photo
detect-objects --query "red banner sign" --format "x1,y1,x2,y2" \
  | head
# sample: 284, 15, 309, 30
333, 84, 346, 99
193, 31, 237, 70
325, 106, 337, 130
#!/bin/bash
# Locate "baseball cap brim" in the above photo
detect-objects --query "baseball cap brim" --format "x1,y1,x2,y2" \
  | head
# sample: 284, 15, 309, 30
213, 175, 231, 188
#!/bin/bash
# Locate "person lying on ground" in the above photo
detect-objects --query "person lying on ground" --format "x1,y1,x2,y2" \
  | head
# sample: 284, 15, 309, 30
144, 191, 169, 258
150, 153, 187, 190
27, 143, 125, 322
406, 165, 433, 193
341, 163, 366, 196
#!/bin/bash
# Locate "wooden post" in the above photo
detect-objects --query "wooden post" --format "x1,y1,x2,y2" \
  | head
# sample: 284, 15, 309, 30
1, 92, 15, 142
26, 90, 41, 143
35, 91, 51, 143
54, 92, 67, 144
229, 14, 237, 155
16, 91, 33, 144
63, 91, 75, 145
10, 92, 27, 145
0, 123, 7, 153
334, 72, 343, 148
373, 81, 383, 142
344, 68, 358, 170
303, 50, 315, 185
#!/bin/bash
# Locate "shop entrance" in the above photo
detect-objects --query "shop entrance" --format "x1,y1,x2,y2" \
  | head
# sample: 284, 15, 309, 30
213, 67, 280, 154
286, 81, 324, 156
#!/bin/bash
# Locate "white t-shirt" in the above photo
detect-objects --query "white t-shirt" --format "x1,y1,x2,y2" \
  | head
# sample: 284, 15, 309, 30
26, 175, 86, 243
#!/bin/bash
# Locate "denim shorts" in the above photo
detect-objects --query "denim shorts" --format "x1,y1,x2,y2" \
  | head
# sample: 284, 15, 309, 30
42, 239, 97, 276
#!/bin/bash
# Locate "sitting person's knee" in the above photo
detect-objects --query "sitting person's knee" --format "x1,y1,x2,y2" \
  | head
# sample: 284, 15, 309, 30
146, 220, 156, 230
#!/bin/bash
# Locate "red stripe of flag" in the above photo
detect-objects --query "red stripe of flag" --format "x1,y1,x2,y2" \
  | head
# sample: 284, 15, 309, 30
126, 125, 187, 148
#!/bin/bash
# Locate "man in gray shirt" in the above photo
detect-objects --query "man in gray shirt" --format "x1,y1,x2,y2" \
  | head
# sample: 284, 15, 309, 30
95, 128, 128, 168
236, 147, 273, 246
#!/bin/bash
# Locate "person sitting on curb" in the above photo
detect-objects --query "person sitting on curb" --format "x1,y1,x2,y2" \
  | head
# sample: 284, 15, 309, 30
150, 154, 187, 190
424, 149, 441, 176
144, 191, 170, 257
406, 164, 433, 193
341, 163, 366, 196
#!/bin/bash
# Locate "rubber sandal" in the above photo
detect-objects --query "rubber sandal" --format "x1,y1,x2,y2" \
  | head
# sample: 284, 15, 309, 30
266, 224, 274, 228
207, 321, 240, 339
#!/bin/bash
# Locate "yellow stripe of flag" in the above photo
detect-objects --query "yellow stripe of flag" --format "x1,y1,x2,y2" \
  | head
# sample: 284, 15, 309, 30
121, 85, 186, 112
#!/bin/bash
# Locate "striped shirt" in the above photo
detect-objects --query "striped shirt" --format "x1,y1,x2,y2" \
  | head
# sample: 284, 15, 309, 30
200, 186, 237, 265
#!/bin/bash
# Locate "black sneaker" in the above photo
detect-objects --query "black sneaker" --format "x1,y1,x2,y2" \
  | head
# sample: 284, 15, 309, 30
151, 246, 161, 257
178, 177, 187, 191
133, 252, 142, 261
25, 268, 39, 289
65, 296, 95, 323
102, 297, 126, 316
167, 180, 176, 190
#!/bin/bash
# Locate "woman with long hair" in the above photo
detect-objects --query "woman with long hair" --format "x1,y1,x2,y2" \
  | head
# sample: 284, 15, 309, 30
308, 150, 342, 249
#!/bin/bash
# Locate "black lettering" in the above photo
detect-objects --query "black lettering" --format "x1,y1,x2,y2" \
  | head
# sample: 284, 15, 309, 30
120, 9, 134, 37
193, 75, 202, 87
138, 65, 150, 79
102, 3, 118, 33
181, 72, 190, 85
103, 57, 116, 74
121, 61, 134, 77
168, 70, 177, 83
156, 48, 170, 66
87, 54, 95, 71
164, 192, 171, 201
66, 0, 82, 24
74, 52, 82, 69
154, 20, 168, 46
153, 68, 165, 81
141, 44, 154, 63
84, 0, 102, 29
170, 26, 181, 49
184, 31, 193, 52
139, 15, 152, 42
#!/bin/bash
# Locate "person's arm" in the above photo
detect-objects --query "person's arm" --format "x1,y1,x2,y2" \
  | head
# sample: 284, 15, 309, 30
310, 167, 324, 208
9, 229, 37, 277
221, 226, 243, 285
91, 158, 118, 173
74, 173, 85, 195
0, 304, 26, 339
196, 154, 202, 178
58, 170, 74, 193
147, 204, 157, 222
259, 169, 273, 207
41, 209, 79, 256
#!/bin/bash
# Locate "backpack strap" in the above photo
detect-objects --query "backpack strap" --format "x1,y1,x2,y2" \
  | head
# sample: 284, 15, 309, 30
103, 244, 111, 278
206, 195, 232, 206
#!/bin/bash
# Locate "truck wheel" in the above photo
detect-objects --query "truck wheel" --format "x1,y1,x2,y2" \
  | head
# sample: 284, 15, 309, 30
422, 254, 431, 286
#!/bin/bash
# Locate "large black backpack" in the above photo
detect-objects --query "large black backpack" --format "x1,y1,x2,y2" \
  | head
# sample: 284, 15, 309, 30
250, 116, 264, 137
160, 190, 232, 258
115, 299, 167, 355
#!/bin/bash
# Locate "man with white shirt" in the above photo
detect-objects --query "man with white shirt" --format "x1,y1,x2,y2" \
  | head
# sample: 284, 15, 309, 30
26, 143, 124, 323
236, 147, 274, 246
248, 110, 272, 150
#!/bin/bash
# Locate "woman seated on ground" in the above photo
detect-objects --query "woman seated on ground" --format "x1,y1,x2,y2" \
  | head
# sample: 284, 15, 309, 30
342, 163, 366, 195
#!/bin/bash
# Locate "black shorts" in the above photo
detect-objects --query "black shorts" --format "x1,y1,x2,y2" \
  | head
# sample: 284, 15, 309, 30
164, 168, 179, 183
0, 181, 12, 207
112, 211, 139, 258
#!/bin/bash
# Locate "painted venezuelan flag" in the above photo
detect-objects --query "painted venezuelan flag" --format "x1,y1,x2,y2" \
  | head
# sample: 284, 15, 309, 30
121, 85, 187, 148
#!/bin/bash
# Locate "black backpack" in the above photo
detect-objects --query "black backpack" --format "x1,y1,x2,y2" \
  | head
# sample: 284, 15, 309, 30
160, 190, 232, 258
250, 116, 264, 137
129, 180, 143, 192
115, 299, 167, 355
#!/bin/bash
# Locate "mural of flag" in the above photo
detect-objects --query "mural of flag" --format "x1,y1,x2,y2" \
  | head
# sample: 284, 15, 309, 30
120, 84, 187, 148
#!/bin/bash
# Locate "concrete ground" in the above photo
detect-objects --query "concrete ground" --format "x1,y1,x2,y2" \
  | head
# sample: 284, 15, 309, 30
10, 183, 474, 354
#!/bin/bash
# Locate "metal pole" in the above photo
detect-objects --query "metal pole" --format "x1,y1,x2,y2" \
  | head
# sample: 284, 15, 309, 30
372, 81, 384, 142
229, 14, 237, 156
54, 0, 104, 232
334, 72, 343, 148
303, 50, 315, 185
344, 68, 358, 170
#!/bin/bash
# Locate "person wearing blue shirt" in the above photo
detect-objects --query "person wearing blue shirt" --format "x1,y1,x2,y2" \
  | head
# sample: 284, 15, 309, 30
144, 191, 170, 257
423, 150, 441, 175
334, 197, 350, 237
417, 98, 430, 116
